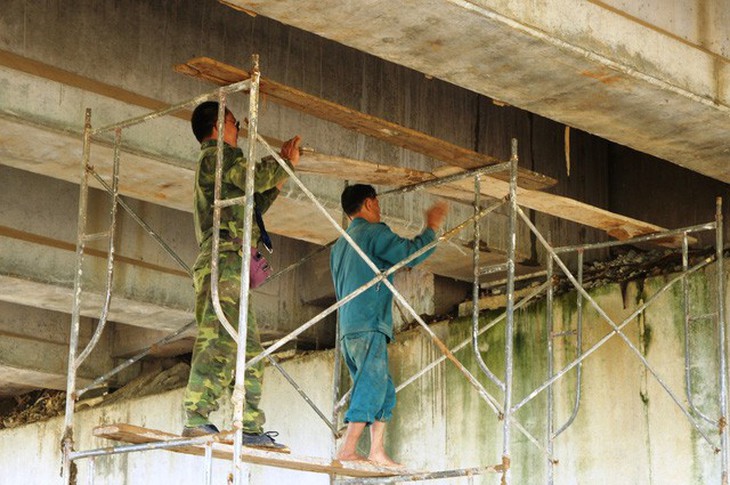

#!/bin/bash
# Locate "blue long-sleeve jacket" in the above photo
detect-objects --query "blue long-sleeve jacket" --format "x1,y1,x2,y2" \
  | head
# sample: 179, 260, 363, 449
330, 218, 437, 341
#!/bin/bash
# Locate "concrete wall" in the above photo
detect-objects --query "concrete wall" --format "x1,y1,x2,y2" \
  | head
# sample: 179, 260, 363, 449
2, 261, 728, 484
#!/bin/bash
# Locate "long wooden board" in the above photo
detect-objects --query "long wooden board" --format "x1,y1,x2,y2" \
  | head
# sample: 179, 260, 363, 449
94, 423, 400, 478
175, 57, 556, 191
298, 153, 685, 245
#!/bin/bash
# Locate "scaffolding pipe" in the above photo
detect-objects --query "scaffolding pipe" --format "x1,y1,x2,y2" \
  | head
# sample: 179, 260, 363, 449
86, 457, 95, 485
232, 56, 260, 485
502, 139, 519, 482
553, 250, 584, 439
336, 465, 501, 484
266, 355, 339, 435
472, 173, 506, 390
553, 222, 715, 254
378, 161, 511, 196
682, 232, 716, 424
330, 188, 349, 485
69, 435, 219, 461
481, 270, 548, 290
77, 321, 196, 398
75, 128, 122, 369
63, 108, 93, 485
715, 197, 728, 484
90, 79, 252, 135
515, 206, 720, 449
204, 442, 214, 485
209, 93, 241, 344
546, 254, 555, 485
89, 169, 192, 275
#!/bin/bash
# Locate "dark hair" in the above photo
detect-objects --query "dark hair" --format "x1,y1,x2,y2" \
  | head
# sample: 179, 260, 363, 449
341, 184, 377, 216
191, 101, 230, 143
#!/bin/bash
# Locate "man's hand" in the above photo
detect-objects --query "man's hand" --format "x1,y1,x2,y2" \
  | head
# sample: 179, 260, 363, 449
426, 201, 448, 231
280, 135, 302, 167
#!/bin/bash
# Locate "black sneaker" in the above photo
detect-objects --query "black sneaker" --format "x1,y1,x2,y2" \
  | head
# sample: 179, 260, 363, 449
241, 430, 289, 453
181, 423, 220, 437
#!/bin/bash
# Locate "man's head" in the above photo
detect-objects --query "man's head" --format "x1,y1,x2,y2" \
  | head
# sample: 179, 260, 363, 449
191, 101, 240, 146
341, 184, 380, 223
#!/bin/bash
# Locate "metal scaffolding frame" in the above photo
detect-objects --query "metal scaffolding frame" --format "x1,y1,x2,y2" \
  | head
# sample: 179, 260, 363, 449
59, 55, 729, 485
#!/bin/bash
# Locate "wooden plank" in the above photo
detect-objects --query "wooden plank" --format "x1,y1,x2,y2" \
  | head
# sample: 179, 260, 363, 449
174, 57, 556, 191
94, 423, 400, 478
297, 154, 686, 246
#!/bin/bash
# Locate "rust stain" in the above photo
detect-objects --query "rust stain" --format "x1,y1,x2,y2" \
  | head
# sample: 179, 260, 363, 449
581, 68, 623, 85
428, 39, 444, 50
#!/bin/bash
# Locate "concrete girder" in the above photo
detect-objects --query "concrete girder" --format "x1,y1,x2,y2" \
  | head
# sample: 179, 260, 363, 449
0, 302, 112, 397
223, 0, 730, 183
0, 114, 518, 282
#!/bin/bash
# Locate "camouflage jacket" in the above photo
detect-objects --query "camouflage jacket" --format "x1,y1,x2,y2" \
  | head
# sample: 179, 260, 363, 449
194, 140, 292, 253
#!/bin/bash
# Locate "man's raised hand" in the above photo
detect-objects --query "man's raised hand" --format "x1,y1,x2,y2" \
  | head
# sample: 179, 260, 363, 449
426, 201, 448, 231
280, 135, 302, 167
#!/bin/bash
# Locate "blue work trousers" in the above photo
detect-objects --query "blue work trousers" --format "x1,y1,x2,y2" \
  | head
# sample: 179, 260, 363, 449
342, 331, 396, 424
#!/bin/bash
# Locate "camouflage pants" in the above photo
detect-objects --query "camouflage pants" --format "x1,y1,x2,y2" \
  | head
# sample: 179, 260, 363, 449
183, 249, 266, 434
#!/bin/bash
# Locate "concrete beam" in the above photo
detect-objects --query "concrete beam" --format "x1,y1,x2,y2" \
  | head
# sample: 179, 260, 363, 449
0, 302, 112, 397
0, 113, 519, 281
224, 0, 730, 183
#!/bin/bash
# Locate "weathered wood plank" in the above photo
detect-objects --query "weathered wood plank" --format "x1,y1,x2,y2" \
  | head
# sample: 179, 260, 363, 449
94, 423, 400, 477
297, 154, 684, 245
174, 57, 556, 191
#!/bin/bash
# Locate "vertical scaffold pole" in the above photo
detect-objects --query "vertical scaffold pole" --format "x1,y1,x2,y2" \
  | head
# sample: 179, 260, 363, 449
546, 252, 555, 485
716, 197, 728, 485
472, 174, 505, 389
232, 54, 260, 485
330, 181, 348, 485
62, 108, 92, 485
502, 139, 519, 483
472, 174, 483, 381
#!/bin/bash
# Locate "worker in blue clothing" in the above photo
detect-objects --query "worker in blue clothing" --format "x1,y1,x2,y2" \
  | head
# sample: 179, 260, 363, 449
330, 184, 447, 467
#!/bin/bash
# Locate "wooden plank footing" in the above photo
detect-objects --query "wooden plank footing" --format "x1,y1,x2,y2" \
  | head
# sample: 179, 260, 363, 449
94, 423, 400, 478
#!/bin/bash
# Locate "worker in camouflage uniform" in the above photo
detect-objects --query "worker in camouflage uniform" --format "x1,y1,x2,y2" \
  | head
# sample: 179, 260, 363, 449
182, 101, 300, 451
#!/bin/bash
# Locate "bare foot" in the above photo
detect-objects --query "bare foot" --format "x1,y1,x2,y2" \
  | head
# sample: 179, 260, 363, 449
336, 451, 368, 462
368, 451, 404, 469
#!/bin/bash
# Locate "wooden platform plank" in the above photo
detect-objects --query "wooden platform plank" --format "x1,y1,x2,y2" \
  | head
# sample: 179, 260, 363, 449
298, 153, 685, 246
94, 424, 399, 478
175, 57, 556, 191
